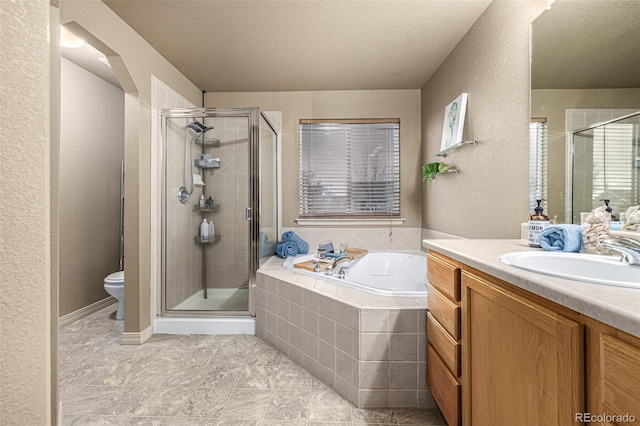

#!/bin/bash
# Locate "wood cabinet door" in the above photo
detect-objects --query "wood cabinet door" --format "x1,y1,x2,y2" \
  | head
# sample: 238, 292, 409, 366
462, 271, 584, 426
585, 317, 640, 426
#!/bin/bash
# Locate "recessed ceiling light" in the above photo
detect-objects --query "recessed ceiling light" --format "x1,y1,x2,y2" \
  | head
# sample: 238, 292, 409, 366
60, 26, 84, 48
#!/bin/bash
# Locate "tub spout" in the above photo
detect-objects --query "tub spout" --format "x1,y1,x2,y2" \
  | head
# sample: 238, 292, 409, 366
330, 256, 353, 275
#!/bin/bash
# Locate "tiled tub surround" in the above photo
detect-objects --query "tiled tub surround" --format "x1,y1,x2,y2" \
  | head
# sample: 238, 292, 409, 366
256, 256, 432, 409
282, 227, 423, 251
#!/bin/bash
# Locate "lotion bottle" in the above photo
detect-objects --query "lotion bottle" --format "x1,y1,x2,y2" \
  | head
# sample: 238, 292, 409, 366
200, 218, 209, 242
528, 199, 550, 248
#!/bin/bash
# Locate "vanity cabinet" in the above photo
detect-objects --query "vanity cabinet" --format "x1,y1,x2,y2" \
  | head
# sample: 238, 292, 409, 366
461, 268, 584, 426
426, 252, 462, 426
426, 249, 640, 426
584, 317, 640, 426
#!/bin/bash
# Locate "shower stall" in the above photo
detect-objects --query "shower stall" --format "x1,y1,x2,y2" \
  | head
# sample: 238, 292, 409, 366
571, 111, 639, 223
160, 108, 278, 322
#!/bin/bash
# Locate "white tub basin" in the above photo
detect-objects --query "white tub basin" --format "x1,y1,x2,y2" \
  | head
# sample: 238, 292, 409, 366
499, 251, 640, 289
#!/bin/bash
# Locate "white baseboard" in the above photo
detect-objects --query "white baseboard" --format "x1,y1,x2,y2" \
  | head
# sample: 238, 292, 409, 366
120, 325, 153, 345
58, 296, 116, 327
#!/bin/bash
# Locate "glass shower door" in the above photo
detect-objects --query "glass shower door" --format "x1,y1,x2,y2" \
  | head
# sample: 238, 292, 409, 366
162, 108, 278, 317
162, 110, 251, 314
205, 115, 251, 311
258, 113, 278, 265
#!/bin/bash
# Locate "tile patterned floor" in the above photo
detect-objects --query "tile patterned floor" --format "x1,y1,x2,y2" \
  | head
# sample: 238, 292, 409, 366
59, 304, 445, 426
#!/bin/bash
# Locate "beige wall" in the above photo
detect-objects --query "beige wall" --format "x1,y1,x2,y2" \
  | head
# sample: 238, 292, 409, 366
531, 88, 640, 222
421, 0, 548, 238
59, 58, 124, 317
61, 0, 201, 336
0, 0, 54, 423
50, 5, 61, 422
204, 90, 422, 229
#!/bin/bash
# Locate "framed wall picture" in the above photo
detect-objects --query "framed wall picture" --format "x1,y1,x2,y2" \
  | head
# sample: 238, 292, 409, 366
440, 93, 468, 152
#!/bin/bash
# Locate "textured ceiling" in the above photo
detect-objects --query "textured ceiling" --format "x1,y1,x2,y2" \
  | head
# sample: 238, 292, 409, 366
102, 0, 492, 92
532, 0, 640, 89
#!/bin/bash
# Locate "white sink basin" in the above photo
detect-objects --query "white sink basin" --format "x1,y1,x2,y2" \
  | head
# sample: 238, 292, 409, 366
499, 251, 640, 289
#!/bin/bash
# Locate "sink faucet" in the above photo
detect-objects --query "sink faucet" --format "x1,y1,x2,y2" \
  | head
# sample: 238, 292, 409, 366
600, 237, 640, 265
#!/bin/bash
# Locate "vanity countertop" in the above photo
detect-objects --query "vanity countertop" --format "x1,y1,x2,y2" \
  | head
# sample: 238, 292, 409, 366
422, 239, 640, 338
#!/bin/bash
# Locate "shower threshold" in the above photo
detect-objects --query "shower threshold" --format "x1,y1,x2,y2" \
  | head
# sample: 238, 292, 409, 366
175, 288, 248, 310
155, 288, 254, 335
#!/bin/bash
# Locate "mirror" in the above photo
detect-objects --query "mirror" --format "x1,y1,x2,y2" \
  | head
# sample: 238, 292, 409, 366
530, 0, 640, 224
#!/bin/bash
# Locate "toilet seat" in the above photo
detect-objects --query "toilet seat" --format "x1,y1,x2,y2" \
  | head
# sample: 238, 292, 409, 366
104, 271, 124, 285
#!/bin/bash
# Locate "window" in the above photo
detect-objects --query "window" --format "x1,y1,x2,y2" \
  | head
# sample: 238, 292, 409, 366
299, 119, 400, 218
529, 119, 547, 213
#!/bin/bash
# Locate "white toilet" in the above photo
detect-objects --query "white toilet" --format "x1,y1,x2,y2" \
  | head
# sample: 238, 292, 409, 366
104, 271, 124, 320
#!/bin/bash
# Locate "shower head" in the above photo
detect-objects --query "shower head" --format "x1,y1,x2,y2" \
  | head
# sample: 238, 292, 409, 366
186, 120, 212, 133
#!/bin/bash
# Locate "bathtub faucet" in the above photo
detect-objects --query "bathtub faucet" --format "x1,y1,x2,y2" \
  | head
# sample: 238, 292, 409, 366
326, 256, 352, 277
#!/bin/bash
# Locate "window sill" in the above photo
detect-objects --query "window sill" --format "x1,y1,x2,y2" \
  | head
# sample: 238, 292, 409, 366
295, 218, 405, 226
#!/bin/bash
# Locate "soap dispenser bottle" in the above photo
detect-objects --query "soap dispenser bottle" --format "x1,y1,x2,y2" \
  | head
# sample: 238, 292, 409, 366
528, 199, 550, 248
599, 199, 616, 220
200, 218, 209, 242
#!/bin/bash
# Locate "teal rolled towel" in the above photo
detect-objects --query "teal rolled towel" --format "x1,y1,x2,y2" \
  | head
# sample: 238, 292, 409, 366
538, 225, 582, 252
276, 242, 298, 258
281, 231, 309, 254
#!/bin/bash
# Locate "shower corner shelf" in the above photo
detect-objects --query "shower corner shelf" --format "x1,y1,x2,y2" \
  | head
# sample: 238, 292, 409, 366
193, 204, 221, 213
194, 235, 221, 245
436, 137, 480, 158
195, 138, 221, 148
195, 159, 221, 169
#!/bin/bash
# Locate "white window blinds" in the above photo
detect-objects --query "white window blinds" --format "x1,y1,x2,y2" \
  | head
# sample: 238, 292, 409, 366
591, 122, 640, 214
299, 120, 400, 217
529, 120, 548, 213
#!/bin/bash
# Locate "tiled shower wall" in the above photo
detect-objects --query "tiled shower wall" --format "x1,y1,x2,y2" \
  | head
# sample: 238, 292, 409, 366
202, 118, 250, 289
151, 77, 197, 315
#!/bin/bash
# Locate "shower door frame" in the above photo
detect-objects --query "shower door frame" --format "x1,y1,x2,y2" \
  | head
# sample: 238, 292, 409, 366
160, 107, 277, 317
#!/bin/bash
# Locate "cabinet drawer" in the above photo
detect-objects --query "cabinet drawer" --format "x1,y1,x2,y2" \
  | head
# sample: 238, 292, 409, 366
427, 253, 460, 302
427, 312, 461, 377
427, 284, 460, 340
428, 343, 460, 426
